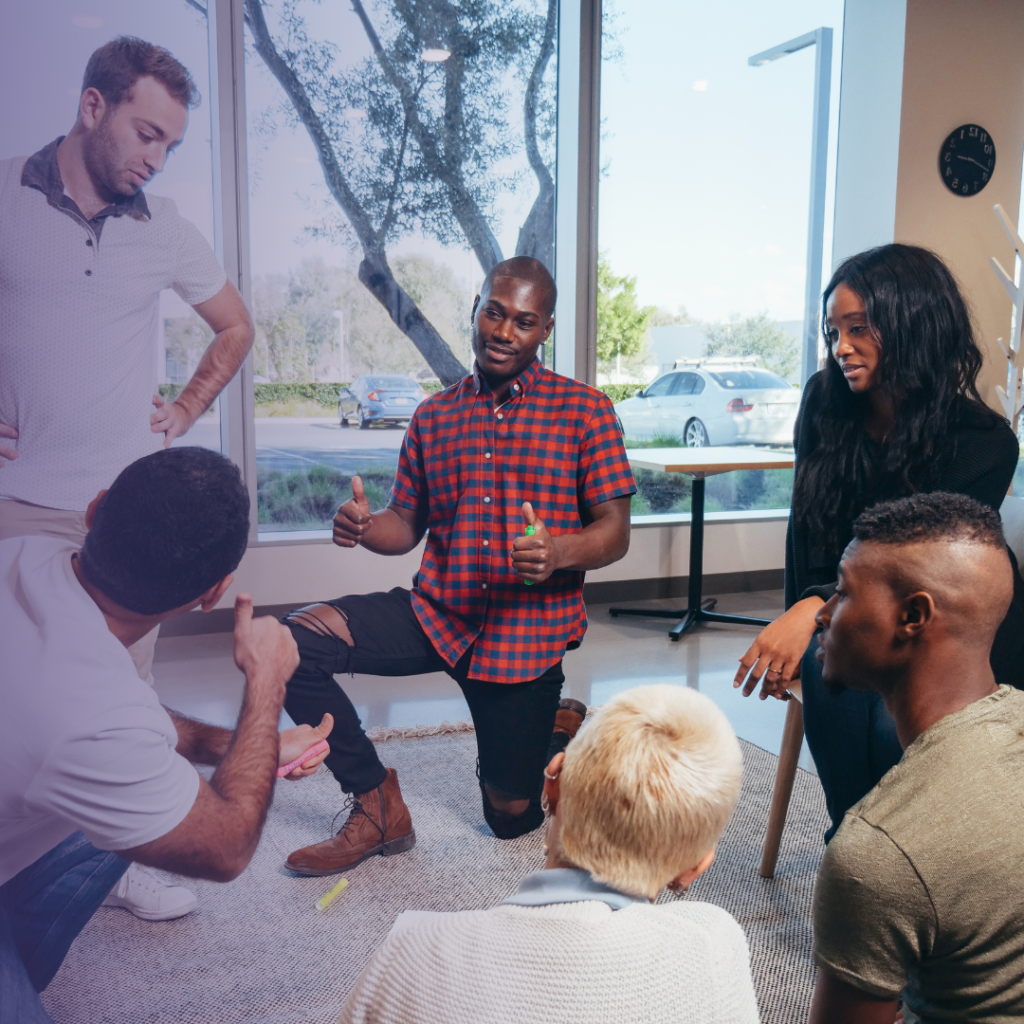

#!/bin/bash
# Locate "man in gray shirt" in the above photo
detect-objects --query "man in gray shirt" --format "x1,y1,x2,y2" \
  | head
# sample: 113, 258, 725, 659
810, 492, 1024, 1024
0, 38, 254, 919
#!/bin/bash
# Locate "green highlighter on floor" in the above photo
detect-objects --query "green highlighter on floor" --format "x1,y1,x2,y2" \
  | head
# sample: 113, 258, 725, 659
524, 524, 535, 584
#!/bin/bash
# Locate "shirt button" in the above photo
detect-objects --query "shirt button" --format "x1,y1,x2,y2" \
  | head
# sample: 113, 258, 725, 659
483, 496, 491, 504
484, 452, 491, 459
85, 269, 92, 276
86, 238, 93, 247
483, 539, 489, 546
482, 583, 488, 590
496, 413, 503, 420
512, 383, 520, 392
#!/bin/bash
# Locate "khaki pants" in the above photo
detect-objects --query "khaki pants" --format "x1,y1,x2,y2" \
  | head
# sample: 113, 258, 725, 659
0, 498, 159, 684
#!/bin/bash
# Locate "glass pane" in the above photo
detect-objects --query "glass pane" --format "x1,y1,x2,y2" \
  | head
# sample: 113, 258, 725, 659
0, 2, 222, 472
244, 0, 558, 534
599, 0, 843, 515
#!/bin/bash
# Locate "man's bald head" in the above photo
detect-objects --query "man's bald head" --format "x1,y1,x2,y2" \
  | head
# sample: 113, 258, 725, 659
480, 256, 557, 319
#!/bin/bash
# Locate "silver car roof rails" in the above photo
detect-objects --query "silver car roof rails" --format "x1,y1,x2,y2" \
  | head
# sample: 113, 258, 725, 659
672, 355, 760, 369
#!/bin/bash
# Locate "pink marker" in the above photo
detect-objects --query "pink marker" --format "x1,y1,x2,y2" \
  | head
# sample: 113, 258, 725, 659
276, 739, 330, 778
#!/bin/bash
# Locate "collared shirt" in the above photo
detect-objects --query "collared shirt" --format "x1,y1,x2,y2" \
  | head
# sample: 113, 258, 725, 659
21, 136, 151, 243
0, 139, 226, 511
390, 359, 635, 683
501, 867, 645, 910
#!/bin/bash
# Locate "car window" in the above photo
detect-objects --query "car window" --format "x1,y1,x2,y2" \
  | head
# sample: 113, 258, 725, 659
691, 374, 706, 395
367, 376, 417, 389
672, 372, 699, 395
708, 370, 790, 390
644, 373, 679, 397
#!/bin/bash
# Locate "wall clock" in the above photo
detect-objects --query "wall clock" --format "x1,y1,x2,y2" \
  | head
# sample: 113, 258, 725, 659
939, 124, 995, 196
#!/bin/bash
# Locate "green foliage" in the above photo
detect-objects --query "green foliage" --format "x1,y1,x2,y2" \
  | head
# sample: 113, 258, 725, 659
702, 313, 798, 379
649, 306, 694, 327
158, 384, 184, 401
596, 254, 656, 375
254, 383, 349, 406
257, 464, 395, 531
598, 383, 646, 404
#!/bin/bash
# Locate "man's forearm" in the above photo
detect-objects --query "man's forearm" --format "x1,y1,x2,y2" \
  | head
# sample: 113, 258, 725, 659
167, 710, 233, 765
172, 324, 253, 425
555, 516, 629, 571
358, 505, 424, 555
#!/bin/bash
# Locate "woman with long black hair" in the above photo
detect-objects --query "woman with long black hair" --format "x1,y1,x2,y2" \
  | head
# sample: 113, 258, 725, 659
734, 243, 1024, 840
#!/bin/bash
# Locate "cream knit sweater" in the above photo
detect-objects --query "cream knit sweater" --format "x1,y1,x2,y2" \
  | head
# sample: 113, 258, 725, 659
338, 898, 760, 1024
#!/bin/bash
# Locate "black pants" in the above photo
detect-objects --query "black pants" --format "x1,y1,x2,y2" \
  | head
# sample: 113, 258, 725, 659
282, 588, 564, 837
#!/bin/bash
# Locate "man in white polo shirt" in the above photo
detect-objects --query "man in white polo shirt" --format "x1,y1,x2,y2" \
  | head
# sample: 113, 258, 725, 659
0, 447, 331, 1024
0, 37, 254, 918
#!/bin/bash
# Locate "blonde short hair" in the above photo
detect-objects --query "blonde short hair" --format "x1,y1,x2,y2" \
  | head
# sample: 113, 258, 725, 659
558, 685, 742, 900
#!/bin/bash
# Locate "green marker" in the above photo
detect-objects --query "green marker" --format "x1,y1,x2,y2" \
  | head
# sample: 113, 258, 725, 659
524, 524, 535, 584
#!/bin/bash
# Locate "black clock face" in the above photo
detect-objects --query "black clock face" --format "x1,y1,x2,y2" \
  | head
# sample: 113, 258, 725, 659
939, 124, 995, 196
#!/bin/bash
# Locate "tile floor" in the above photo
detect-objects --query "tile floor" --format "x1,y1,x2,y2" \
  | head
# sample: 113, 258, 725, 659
154, 589, 814, 773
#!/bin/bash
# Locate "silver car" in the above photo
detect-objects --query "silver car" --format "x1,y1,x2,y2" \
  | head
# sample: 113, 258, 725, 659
614, 360, 799, 447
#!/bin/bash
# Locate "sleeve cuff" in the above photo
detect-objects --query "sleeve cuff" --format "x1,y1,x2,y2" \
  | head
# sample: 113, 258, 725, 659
812, 954, 903, 1002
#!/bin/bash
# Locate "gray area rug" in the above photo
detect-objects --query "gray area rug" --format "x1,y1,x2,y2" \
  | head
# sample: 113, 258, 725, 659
42, 733, 827, 1024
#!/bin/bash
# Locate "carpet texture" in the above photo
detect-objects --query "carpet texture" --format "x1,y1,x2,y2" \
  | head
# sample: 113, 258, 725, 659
41, 732, 828, 1024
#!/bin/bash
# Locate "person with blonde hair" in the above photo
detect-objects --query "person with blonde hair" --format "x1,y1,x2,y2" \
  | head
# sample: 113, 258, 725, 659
338, 685, 759, 1024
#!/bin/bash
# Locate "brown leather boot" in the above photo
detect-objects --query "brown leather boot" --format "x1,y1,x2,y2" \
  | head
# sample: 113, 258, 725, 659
553, 698, 587, 742
286, 768, 415, 876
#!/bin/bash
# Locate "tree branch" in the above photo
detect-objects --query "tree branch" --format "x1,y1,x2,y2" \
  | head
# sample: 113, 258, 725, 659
515, 0, 557, 270
351, 0, 504, 273
244, 0, 467, 384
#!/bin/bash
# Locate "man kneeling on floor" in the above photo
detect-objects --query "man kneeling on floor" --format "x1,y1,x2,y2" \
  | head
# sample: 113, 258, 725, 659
0, 448, 331, 1024
279, 256, 635, 876
338, 684, 759, 1024
809, 492, 1024, 1024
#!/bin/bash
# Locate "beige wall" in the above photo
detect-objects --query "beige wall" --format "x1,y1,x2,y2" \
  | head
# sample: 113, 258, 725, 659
204, 515, 790, 611
893, 0, 1024, 410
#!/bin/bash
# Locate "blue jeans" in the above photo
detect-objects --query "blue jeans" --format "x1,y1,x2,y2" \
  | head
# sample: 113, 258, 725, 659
800, 638, 904, 843
0, 832, 128, 1024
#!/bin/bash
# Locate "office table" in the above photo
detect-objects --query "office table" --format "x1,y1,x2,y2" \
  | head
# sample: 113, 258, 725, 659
611, 447, 795, 640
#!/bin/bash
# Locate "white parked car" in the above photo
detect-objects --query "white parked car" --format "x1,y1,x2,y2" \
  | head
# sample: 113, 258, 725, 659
614, 359, 799, 447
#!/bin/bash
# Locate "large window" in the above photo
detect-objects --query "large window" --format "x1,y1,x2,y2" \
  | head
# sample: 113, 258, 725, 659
243, 0, 558, 534
0, 1, 221, 456
598, 0, 843, 517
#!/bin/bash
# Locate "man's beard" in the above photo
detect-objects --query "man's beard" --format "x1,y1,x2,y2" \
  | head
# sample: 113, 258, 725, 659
82, 115, 137, 199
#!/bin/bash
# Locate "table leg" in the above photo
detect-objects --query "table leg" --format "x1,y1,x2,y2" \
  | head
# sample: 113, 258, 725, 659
609, 471, 775, 637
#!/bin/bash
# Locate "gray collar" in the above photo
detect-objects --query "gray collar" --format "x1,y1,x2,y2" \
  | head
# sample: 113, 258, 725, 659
21, 136, 151, 239
502, 868, 645, 911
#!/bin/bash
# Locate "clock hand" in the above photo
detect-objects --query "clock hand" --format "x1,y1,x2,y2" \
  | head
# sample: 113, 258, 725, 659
956, 155, 992, 173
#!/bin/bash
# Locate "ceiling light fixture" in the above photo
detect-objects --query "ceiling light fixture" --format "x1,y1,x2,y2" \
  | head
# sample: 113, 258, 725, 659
420, 47, 451, 62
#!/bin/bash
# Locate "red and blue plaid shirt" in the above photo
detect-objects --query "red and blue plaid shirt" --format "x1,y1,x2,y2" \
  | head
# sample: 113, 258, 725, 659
390, 359, 636, 683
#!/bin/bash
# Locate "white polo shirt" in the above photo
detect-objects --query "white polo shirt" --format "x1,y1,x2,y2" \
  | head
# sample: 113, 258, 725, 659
0, 536, 199, 885
0, 138, 226, 511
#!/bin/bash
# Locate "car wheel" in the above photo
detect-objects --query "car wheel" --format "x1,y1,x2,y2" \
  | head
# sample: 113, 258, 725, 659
685, 418, 709, 448
339, 407, 350, 427
357, 405, 370, 430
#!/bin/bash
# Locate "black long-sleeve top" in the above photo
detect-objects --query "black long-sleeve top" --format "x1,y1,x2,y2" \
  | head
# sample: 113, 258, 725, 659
785, 371, 1024, 688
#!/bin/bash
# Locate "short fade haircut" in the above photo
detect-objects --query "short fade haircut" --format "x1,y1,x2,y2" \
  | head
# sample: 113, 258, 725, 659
78, 447, 249, 616
853, 492, 1005, 550
82, 36, 200, 110
481, 256, 557, 318
558, 685, 742, 900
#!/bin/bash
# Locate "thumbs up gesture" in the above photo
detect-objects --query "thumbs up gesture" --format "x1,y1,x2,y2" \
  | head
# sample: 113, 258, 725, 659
512, 502, 561, 583
332, 475, 373, 548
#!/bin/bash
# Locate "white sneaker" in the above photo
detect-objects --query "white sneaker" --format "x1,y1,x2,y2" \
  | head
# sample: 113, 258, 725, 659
102, 863, 197, 921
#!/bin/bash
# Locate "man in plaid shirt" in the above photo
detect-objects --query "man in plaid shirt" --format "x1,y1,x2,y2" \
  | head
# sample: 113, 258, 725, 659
280, 257, 636, 876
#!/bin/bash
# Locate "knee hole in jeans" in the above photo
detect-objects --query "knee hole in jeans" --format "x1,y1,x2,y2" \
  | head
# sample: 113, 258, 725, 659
285, 604, 354, 646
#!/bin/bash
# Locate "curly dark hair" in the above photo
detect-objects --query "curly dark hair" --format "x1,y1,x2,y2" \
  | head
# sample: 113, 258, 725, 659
853, 492, 1005, 549
82, 36, 199, 110
79, 447, 250, 615
792, 243, 996, 554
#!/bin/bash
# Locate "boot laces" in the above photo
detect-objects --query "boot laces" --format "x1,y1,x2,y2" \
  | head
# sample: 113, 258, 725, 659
330, 792, 385, 844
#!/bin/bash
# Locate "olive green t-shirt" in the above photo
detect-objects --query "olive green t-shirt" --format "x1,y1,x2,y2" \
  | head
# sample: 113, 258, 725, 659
813, 686, 1024, 1023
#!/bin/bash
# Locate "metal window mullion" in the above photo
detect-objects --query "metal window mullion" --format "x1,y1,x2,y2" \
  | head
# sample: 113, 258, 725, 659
554, 0, 601, 386
209, 0, 258, 540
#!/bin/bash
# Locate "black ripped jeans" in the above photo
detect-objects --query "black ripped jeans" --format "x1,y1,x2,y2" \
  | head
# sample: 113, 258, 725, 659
282, 588, 564, 839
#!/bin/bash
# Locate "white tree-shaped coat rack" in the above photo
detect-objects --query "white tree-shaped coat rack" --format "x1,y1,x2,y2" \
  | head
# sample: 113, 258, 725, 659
990, 203, 1024, 432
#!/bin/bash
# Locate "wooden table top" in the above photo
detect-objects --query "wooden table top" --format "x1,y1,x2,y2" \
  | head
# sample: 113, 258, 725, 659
625, 446, 796, 476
